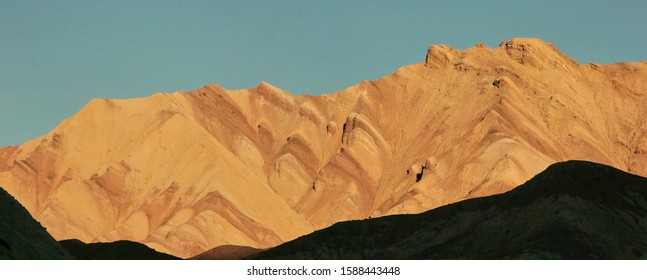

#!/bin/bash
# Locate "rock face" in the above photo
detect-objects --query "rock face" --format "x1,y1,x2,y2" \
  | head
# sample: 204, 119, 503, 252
250, 161, 647, 259
0, 38, 646, 258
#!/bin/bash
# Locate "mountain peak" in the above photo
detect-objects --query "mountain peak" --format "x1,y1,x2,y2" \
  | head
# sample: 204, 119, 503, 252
424, 44, 457, 68
255, 81, 282, 92
498, 37, 553, 48
499, 38, 577, 67
424, 38, 575, 70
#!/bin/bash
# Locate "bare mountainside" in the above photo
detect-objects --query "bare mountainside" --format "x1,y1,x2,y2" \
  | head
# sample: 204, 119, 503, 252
0, 38, 645, 258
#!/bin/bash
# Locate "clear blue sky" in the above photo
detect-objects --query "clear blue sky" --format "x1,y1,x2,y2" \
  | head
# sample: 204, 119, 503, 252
1, 0, 645, 146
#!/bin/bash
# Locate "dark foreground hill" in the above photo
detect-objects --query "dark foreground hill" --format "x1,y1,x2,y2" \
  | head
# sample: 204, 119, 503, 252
60, 239, 179, 260
250, 161, 647, 259
190, 245, 264, 260
0, 187, 72, 259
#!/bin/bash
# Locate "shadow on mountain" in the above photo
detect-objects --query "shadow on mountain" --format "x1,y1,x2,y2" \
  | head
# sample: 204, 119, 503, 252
0, 187, 72, 259
249, 161, 647, 260
190, 245, 265, 260
59, 239, 179, 260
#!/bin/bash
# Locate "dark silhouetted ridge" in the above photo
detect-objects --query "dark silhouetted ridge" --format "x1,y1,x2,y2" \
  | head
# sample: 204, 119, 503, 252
59, 239, 179, 260
190, 245, 264, 260
0, 187, 72, 259
249, 161, 647, 259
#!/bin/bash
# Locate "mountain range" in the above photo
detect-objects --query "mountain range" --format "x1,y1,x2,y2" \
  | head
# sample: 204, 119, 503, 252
0, 38, 645, 258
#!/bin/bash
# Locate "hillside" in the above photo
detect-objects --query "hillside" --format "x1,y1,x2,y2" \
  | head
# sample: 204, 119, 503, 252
0, 187, 72, 259
1, 38, 645, 258
250, 161, 647, 259
59, 239, 179, 260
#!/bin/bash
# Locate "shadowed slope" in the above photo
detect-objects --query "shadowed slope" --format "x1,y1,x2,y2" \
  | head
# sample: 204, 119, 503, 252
250, 161, 647, 259
60, 239, 179, 260
0, 187, 72, 259
190, 245, 264, 260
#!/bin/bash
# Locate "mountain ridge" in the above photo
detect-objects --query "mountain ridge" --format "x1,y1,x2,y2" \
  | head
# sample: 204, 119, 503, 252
0, 187, 72, 259
250, 161, 647, 259
1, 38, 645, 258
59, 239, 179, 260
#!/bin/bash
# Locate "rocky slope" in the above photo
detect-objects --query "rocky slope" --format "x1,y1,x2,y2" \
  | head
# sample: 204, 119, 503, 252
1, 38, 645, 258
250, 161, 647, 259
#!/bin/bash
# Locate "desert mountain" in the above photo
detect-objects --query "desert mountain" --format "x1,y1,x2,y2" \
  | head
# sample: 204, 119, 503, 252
0, 187, 71, 259
250, 161, 647, 259
0, 38, 645, 258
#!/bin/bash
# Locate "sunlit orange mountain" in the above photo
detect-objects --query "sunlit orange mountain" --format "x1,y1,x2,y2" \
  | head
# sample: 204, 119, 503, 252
1, 38, 645, 258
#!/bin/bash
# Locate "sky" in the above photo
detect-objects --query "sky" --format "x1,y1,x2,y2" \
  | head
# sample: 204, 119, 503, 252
1, 0, 645, 146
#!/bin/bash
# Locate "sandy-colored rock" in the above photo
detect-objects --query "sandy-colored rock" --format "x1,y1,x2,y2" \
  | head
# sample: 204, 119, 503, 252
1, 38, 646, 258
